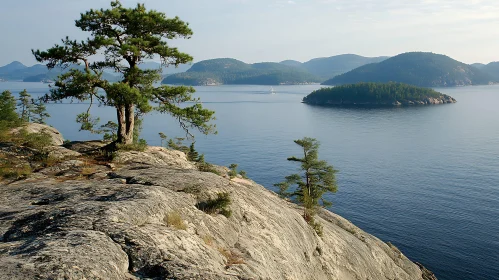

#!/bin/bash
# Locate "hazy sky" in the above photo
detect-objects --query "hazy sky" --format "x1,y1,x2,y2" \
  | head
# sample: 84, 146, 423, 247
1, 0, 498, 66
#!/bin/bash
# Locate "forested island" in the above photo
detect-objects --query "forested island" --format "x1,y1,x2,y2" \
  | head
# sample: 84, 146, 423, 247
322, 52, 496, 87
303, 82, 456, 106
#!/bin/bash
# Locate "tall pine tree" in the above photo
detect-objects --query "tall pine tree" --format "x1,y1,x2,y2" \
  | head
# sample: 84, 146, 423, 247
18, 90, 33, 122
275, 137, 338, 234
32, 1, 216, 147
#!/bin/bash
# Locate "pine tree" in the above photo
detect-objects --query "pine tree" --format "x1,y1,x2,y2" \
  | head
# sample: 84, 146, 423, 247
228, 163, 238, 178
275, 137, 338, 235
187, 142, 199, 162
18, 90, 33, 122
30, 99, 50, 124
32, 1, 216, 147
159, 132, 167, 147
197, 154, 205, 164
0, 90, 19, 123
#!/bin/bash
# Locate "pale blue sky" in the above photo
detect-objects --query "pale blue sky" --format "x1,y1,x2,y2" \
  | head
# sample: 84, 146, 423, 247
1, 0, 498, 66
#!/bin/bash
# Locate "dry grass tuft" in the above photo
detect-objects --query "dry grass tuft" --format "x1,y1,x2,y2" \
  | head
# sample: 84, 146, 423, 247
201, 234, 214, 246
81, 166, 97, 176
165, 211, 187, 230
218, 247, 245, 267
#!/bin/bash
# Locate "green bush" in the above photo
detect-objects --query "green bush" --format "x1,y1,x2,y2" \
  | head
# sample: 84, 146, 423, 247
196, 192, 232, 218
16, 129, 53, 150
239, 170, 248, 179
116, 139, 148, 152
228, 163, 238, 178
198, 162, 221, 176
0, 161, 32, 180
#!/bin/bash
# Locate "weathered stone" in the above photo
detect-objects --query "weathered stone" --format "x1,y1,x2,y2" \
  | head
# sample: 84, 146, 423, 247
114, 146, 196, 170
45, 145, 82, 160
11, 123, 64, 146
0, 146, 435, 280
63, 140, 108, 153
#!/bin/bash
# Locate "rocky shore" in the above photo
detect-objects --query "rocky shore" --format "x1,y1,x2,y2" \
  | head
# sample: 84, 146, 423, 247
0, 125, 437, 280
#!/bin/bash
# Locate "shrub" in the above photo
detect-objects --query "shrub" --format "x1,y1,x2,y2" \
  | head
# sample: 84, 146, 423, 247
165, 211, 187, 230
228, 163, 247, 179
116, 139, 148, 152
228, 163, 238, 178
18, 129, 53, 150
196, 192, 232, 218
0, 162, 32, 180
239, 170, 248, 179
198, 162, 221, 176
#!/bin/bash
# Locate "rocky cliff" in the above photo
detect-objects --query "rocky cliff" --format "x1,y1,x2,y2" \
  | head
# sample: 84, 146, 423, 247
0, 126, 436, 280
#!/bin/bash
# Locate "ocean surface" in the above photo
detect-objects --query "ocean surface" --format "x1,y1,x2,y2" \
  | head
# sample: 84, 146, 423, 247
2, 82, 499, 280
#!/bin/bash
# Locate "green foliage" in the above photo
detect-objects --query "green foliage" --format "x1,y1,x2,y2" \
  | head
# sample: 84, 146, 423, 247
187, 142, 199, 162
198, 162, 221, 175
197, 154, 205, 164
167, 137, 189, 153
12, 128, 53, 150
30, 99, 50, 124
18, 90, 34, 122
228, 163, 238, 179
0, 90, 20, 124
239, 170, 248, 179
322, 52, 496, 87
227, 163, 247, 179
308, 216, 324, 237
163, 58, 322, 85
159, 132, 167, 147
116, 139, 148, 152
32, 0, 216, 146
275, 137, 338, 233
0, 161, 32, 180
196, 192, 232, 218
303, 82, 451, 105
101, 121, 119, 141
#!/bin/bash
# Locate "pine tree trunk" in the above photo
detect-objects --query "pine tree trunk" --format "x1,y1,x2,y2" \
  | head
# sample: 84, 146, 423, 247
116, 104, 135, 145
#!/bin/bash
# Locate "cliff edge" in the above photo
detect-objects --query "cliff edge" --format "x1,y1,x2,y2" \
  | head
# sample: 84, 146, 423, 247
0, 127, 436, 280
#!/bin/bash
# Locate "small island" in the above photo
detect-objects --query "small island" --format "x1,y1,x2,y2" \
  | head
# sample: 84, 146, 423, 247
303, 82, 456, 106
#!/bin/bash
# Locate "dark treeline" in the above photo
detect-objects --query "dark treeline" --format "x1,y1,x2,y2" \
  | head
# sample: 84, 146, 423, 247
303, 82, 451, 105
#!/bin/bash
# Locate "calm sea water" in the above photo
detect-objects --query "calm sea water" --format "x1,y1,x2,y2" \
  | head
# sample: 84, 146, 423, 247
2, 82, 499, 280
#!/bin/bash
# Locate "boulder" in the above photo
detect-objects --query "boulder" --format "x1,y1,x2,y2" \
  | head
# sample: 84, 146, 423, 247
11, 123, 64, 146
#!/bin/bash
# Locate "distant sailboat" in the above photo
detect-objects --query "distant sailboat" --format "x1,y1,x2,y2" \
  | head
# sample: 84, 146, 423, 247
270, 86, 276, 94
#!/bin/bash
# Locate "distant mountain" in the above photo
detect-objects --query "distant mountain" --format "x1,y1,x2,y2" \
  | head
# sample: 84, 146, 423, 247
0, 60, 189, 82
300, 54, 389, 80
479, 62, 499, 80
0, 61, 27, 75
280, 60, 303, 67
322, 52, 496, 87
470, 63, 486, 69
138, 61, 191, 76
0, 62, 48, 81
163, 58, 321, 85
21, 65, 120, 83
